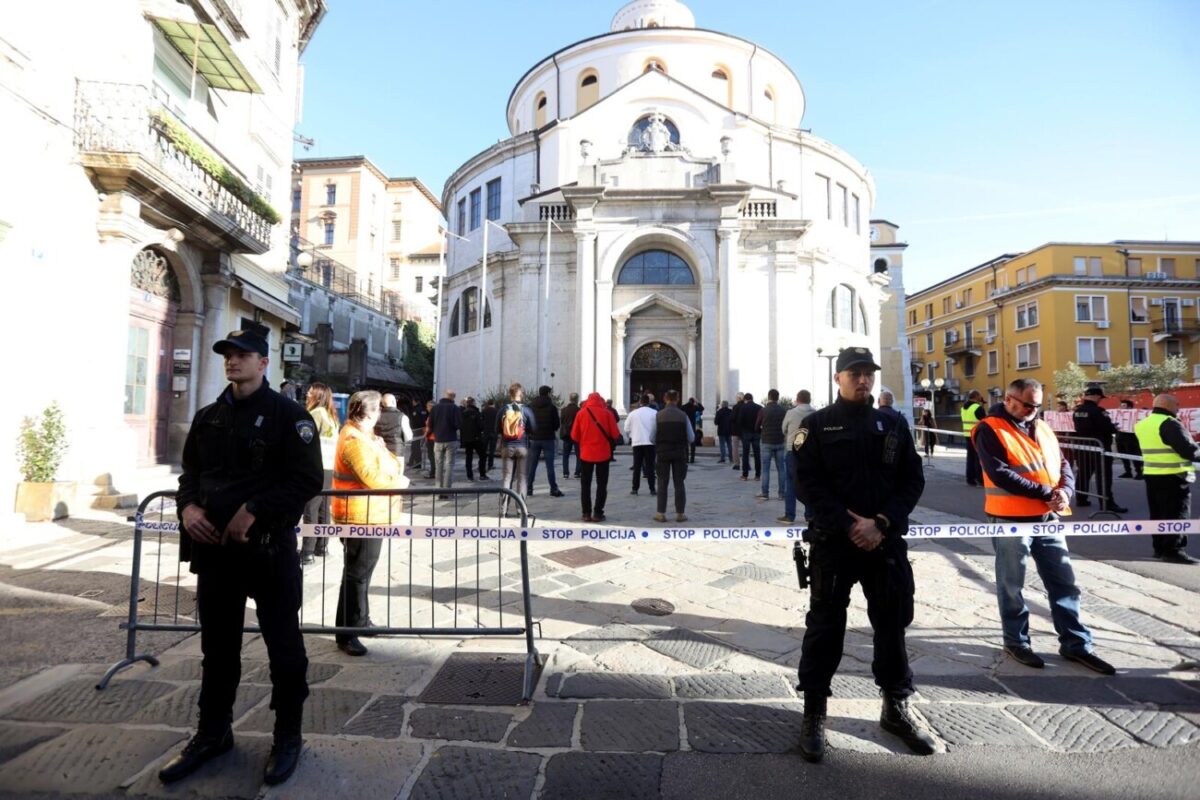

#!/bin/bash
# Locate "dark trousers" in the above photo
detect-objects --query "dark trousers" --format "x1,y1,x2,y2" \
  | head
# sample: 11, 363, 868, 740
527, 439, 559, 492
1077, 444, 1116, 505
300, 470, 333, 557
632, 445, 656, 492
562, 438, 579, 477
335, 539, 382, 641
481, 435, 496, 473
1115, 433, 1142, 476
655, 456, 688, 514
689, 433, 700, 463
1145, 474, 1191, 554
463, 439, 487, 479
965, 440, 982, 485
197, 541, 308, 735
409, 436, 424, 469
579, 460, 610, 517
424, 439, 435, 476
796, 535, 915, 700
741, 434, 761, 478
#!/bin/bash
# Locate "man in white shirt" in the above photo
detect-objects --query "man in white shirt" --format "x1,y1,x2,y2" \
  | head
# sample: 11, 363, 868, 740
624, 394, 658, 495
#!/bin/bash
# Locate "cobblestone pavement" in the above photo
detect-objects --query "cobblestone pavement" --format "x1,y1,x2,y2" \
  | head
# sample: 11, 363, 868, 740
0, 446, 1197, 798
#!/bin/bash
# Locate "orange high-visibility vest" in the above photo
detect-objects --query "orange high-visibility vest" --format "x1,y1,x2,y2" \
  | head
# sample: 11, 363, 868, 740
972, 416, 1071, 518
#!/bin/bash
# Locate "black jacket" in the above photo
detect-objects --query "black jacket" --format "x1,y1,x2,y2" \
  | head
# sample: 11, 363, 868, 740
374, 408, 407, 455
481, 405, 499, 439
429, 398, 462, 443
757, 402, 786, 444
528, 394, 560, 441
560, 402, 580, 441
791, 396, 924, 537
460, 405, 483, 443
655, 405, 693, 461
1072, 399, 1117, 448
714, 406, 734, 437
177, 381, 323, 572
736, 401, 763, 434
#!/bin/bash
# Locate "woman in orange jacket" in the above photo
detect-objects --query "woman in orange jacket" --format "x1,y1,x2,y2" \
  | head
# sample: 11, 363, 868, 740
331, 390, 408, 656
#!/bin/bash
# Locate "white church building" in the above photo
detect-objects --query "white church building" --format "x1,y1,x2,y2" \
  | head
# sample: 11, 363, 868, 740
438, 0, 891, 427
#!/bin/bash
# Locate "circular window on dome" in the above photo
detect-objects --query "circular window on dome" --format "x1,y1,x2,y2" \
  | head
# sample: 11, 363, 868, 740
618, 249, 694, 285
627, 114, 680, 148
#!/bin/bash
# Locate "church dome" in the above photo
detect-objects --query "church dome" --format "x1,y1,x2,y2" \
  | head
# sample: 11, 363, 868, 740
610, 0, 696, 31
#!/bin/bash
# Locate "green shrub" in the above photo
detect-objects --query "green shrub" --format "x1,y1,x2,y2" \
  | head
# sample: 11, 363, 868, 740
16, 402, 68, 483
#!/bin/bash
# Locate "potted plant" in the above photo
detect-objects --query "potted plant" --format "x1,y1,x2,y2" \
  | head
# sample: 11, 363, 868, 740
14, 402, 72, 521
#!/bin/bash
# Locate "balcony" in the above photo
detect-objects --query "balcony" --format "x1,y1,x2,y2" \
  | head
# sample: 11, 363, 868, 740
1152, 319, 1200, 343
944, 336, 984, 357
289, 236, 419, 322
74, 80, 275, 253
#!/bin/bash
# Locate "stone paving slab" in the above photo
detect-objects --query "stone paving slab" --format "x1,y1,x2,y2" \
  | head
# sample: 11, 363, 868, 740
0, 721, 67, 766
542, 752, 663, 800
1105, 676, 1200, 709
997, 675, 1130, 706
581, 700, 679, 752
724, 564, 790, 583
261, 739, 423, 799
563, 622, 650, 656
340, 695, 409, 738
556, 672, 672, 700
644, 627, 737, 669
1006, 703, 1139, 752
830, 673, 882, 699
2, 677, 177, 724
920, 704, 1043, 747
684, 702, 803, 753
408, 707, 512, 742
0, 724, 184, 795
1090, 604, 1197, 642
507, 701, 577, 748
1096, 708, 1200, 748
408, 744, 541, 800
237, 687, 372, 735
914, 674, 1015, 704
672, 672, 794, 700
243, 660, 341, 685
130, 682, 269, 728
321, 663, 428, 694
149, 659, 205, 682
127, 731, 272, 798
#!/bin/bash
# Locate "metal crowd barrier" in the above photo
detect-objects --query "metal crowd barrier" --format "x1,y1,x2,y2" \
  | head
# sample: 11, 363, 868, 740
98, 487, 542, 701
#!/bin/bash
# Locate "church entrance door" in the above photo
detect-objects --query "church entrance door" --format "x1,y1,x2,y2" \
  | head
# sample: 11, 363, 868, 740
629, 341, 682, 406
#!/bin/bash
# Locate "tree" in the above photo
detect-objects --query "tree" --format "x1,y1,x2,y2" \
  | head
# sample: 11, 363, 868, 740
1052, 362, 1089, 402
400, 320, 435, 391
1097, 356, 1188, 397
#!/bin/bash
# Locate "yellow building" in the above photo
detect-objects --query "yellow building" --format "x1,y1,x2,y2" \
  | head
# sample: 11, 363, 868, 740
906, 241, 1200, 420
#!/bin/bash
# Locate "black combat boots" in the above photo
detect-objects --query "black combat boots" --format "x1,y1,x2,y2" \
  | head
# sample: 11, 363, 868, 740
158, 726, 234, 783
880, 693, 937, 755
265, 711, 304, 785
799, 693, 827, 763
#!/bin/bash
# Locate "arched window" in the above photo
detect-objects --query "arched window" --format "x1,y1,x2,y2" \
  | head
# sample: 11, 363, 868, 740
450, 299, 460, 336
577, 70, 599, 111
763, 86, 777, 124
710, 66, 733, 107
617, 250, 694, 285
826, 284, 868, 333
643, 58, 666, 74
873, 258, 889, 274
454, 288, 492, 335
534, 92, 547, 128
627, 114, 680, 148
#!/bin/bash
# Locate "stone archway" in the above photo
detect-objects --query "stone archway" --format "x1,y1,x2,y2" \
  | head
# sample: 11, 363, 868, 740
126, 247, 180, 465
628, 341, 682, 406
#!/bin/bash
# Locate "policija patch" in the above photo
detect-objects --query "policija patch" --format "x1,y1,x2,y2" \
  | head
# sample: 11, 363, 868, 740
296, 420, 316, 444
792, 428, 809, 451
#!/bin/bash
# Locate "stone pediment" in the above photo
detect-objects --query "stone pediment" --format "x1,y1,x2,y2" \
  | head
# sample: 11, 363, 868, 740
613, 292, 701, 322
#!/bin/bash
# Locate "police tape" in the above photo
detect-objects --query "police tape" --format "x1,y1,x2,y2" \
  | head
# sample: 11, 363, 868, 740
136, 518, 1200, 541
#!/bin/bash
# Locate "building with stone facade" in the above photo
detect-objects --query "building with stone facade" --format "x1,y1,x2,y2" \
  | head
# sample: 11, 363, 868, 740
437, 0, 897, 426
872, 220, 914, 421
0, 0, 324, 514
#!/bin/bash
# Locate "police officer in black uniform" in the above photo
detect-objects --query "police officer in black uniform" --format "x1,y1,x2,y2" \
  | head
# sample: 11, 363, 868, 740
1072, 385, 1127, 512
159, 328, 323, 787
790, 347, 936, 762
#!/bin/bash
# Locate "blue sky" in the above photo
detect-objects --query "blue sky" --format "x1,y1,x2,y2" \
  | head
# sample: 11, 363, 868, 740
296, 0, 1200, 292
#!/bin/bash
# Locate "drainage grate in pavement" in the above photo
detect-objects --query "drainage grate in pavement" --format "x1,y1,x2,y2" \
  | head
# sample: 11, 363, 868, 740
631, 598, 675, 617
645, 627, 736, 669
418, 653, 540, 706
542, 546, 621, 569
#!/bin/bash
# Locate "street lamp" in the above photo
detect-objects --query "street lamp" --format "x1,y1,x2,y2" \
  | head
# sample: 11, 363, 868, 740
816, 346, 839, 405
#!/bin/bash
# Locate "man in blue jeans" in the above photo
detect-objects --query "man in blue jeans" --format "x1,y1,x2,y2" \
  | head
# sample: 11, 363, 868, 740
526, 385, 564, 498
972, 378, 1115, 675
780, 390, 816, 524
756, 389, 787, 500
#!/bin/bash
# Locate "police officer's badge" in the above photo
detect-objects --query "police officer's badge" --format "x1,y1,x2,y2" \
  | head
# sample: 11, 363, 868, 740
792, 428, 809, 451
296, 420, 316, 444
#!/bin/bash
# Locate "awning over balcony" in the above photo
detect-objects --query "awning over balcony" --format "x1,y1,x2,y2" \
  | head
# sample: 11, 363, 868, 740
237, 278, 301, 326
150, 15, 262, 93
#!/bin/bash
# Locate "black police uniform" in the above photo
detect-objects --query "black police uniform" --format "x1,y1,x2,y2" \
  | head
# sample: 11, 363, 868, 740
177, 379, 323, 737
791, 394, 925, 700
1072, 397, 1119, 508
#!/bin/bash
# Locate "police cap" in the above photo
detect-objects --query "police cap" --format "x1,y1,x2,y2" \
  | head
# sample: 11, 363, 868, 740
835, 347, 881, 373
213, 329, 269, 357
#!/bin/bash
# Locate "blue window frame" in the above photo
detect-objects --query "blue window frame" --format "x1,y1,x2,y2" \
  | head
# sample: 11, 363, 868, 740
616, 249, 694, 285
486, 178, 501, 221
469, 188, 482, 230
457, 198, 466, 235
323, 220, 335, 246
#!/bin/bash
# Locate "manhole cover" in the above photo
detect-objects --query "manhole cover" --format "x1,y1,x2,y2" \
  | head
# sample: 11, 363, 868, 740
76, 589, 104, 599
418, 652, 542, 706
542, 546, 621, 569
631, 598, 675, 617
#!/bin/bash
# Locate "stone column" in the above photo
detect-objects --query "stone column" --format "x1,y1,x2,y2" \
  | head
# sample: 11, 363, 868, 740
614, 316, 628, 415
685, 323, 698, 401
575, 231, 596, 392
716, 227, 739, 403
701, 282, 718, 430
595, 278, 613, 398
199, 264, 234, 402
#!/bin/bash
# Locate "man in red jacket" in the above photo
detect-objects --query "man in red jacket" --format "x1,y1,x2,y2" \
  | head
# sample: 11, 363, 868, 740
571, 392, 622, 523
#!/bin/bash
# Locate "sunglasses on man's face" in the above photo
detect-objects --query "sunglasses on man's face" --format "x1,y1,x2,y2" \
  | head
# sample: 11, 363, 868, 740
1006, 395, 1041, 411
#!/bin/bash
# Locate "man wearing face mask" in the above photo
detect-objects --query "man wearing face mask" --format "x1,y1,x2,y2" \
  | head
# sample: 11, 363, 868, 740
791, 347, 934, 763
972, 378, 1115, 676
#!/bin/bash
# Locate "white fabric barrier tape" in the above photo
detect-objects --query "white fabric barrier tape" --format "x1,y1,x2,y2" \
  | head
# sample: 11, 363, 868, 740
137, 518, 1199, 541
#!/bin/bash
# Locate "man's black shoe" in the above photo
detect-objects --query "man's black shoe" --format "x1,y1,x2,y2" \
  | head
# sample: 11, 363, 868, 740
550, 489, 564, 498
337, 637, 368, 657
1005, 644, 1045, 668
880, 695, 937, 755
264, 734, 303, 786
1159, 550, 1200, 565
1059, 648, 1116, 675
158, 727, 233, 783
591, 512, 605, 522
799, 694, 827, 763
1119, 472, 1133, 479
